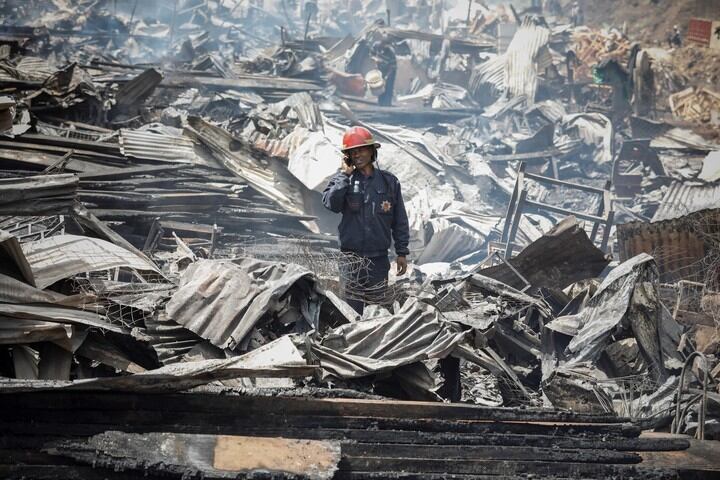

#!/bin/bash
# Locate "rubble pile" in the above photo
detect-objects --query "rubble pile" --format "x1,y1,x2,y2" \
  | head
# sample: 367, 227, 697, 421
572, 27, 632, 81
579, 0, 700, 44
670, 87, 720, 124
0, 0, 719, 478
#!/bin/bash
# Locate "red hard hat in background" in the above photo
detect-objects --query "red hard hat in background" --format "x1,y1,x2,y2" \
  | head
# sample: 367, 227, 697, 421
341, 126, 381, 152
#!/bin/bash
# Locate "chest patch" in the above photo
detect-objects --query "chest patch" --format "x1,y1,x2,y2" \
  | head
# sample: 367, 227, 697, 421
381, 200, 392, 212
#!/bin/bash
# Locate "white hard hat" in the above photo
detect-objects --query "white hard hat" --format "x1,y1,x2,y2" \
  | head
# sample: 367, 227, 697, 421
365, 69, 385, 91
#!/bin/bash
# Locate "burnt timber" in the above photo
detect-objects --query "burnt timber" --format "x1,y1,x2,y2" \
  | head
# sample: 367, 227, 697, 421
0, 390, 716, 479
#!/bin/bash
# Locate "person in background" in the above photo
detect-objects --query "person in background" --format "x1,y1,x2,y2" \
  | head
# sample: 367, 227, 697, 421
370, 39, 397, 107
570, 1, 583, 27
669, 25, 682, 48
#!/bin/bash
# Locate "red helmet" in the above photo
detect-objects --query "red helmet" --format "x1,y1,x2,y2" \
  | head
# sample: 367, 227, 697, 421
341, 126, 381, 152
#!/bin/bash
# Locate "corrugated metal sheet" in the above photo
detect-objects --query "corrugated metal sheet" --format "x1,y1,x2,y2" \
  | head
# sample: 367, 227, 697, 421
470, 53, 506, 95
0, 302, 125, 333
617, 209, 720, 283
119, 129, 197, 164
0, 272, 65, 304
649, 127, 718, 151
479, 216, 609, 290
165, 258, 315, 350
619, 175, 720, 284
144, 313, 203, 365
0, 174, 78, 216
505, 17, 551, 104
529, 100, 567, 123
0, 56, 54, 83
497, 23, 517, 54
652, 181, 720, 222
186, 116, 309, 217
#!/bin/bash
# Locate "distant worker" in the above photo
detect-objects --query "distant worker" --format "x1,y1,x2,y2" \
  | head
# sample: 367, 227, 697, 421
545, 0, 561, 16
370, 40, 397, 106
303, 0, 318, 40
570, 1, 583, 27
669, 25, 682, 48
322, 127, 410, 315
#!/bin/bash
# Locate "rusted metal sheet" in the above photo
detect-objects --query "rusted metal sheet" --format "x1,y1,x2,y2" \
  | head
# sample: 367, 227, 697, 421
617, 210, 720, 283
686, 18, 715, 47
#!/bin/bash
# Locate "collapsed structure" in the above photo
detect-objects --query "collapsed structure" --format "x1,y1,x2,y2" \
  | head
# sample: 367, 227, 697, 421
0, 0, 719, 478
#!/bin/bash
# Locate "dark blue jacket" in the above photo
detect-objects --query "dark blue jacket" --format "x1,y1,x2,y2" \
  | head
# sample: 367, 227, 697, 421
322, 168, 410, 258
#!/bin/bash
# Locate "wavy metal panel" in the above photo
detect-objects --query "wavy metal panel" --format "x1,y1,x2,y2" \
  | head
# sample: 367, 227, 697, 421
119, 129, 197, 163
505, 18, 550, 103
652, 182, 720, 223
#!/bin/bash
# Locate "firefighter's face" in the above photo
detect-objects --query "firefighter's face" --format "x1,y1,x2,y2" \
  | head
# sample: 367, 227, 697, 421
348, 146, 374, 168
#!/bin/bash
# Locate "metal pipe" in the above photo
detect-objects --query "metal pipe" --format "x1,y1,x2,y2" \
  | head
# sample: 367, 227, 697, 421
672, 351, 709, 440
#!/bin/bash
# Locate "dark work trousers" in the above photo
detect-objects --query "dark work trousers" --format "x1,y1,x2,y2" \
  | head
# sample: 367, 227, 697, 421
340, 254, 390, 315
378, 67, 396, 107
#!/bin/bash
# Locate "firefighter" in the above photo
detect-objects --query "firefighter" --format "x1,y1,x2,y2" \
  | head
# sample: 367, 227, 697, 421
322, 126, 410, 314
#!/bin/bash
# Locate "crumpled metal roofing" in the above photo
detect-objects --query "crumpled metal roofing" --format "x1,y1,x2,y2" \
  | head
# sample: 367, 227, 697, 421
0, 56, 55, 83
310, 299, 466, 379
20, 234, 161, 289
652, 181, 720, 222
0, 335, 313, 393
165, 258, 315, 350
545, 253, 682, 380
470, 53, 506, 94
0, 318, 72, 345
479, 216, 609, 290
186, 116, 310, 217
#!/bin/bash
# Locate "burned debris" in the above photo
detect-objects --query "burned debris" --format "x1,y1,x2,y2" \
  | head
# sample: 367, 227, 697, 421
0, 0, 719, 479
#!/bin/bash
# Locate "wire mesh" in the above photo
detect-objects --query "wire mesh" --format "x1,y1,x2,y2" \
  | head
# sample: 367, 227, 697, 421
598, 374, 662, 419
694, 214, 720, 328
0, 215, 65, 242
70, 273, 173, 330
235, 236, 416, 308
